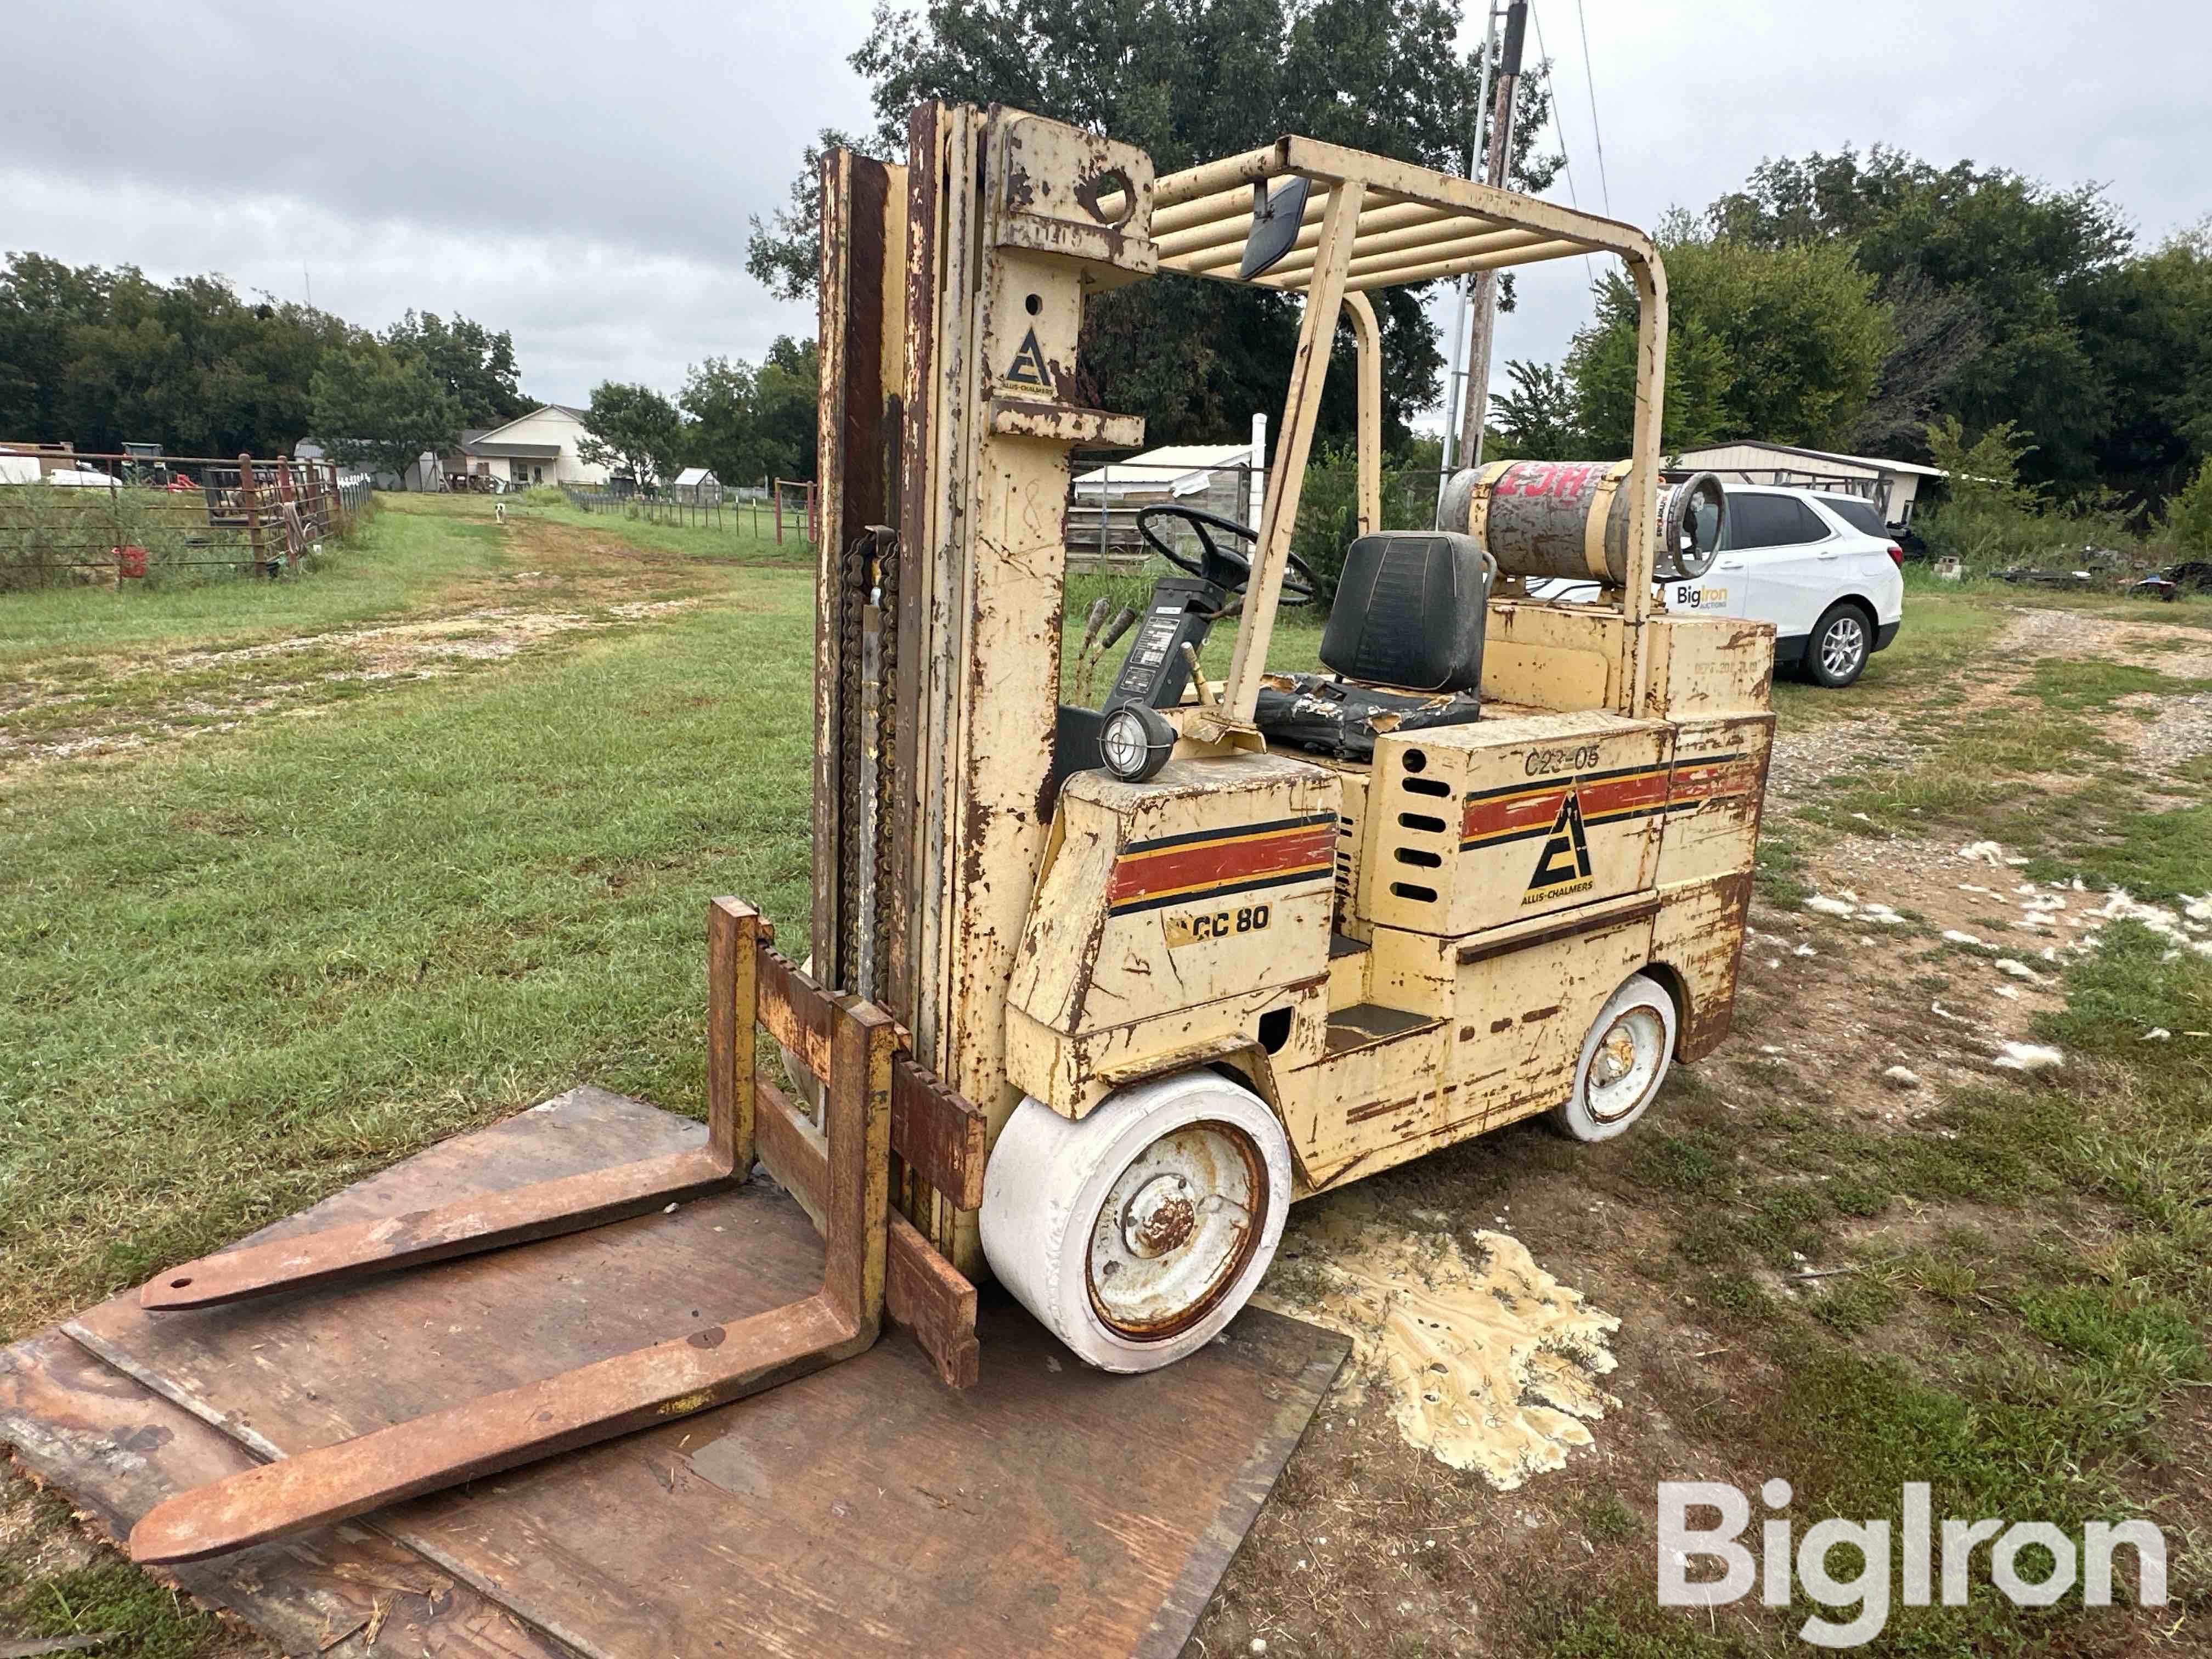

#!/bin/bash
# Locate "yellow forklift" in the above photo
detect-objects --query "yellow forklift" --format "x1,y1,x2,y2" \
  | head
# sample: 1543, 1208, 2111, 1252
125, 102, 1769, 1565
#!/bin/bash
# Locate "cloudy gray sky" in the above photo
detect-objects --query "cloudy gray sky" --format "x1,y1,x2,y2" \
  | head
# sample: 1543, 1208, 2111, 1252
5, 1, 2203, 427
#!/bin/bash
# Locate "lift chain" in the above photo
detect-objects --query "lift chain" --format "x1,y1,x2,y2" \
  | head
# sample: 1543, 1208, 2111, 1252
870, 533, 900, 1000
834, 532, 871, 989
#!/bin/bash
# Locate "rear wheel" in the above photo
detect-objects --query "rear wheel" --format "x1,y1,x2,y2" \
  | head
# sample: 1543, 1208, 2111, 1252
1805, 602, 1871, 687
1549, 972, 1676, 1142
981, 1071, 1291, 1372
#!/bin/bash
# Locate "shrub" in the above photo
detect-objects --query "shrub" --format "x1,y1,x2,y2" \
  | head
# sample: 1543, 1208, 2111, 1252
2162, 453, 2212, 555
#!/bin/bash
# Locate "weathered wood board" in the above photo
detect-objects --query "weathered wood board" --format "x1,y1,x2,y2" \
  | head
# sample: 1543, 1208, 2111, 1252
0, 1330, 574, 1658
28, 1087, 1345, 1659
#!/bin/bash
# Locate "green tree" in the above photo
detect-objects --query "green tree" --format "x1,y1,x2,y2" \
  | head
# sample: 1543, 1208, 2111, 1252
0, 253, 368, 458
384, 311, 529, 428
1916, 415, 2044, 565
2077, 222, 2212, 509
680, 356, 765, 483
1708, 146, 2133, 494
677, 336, 820, 486
747, 0, 1562, 449
577, 381, 685, 487
752, 336, 819, 482
1564, 224, 1888, 457
1487, 360, 1581, 459
309, 347, 461, 485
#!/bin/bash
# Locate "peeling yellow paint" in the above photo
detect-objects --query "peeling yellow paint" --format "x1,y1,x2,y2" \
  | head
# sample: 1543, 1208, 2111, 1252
1256, 1209, 1617, 1487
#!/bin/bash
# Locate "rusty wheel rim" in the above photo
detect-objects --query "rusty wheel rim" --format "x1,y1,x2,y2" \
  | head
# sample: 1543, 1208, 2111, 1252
1085, 1119, 1269, 1341
1586, 1006, 1667, 1124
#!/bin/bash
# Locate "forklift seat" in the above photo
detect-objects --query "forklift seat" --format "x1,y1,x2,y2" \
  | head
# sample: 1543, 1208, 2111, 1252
1320, 530, 1492, 692
1256, 531, 1491, 761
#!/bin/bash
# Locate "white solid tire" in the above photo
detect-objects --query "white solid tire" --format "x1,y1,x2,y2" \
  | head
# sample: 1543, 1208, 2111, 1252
981, 1071, 1292, 1374
1549, 971, 1677, 1142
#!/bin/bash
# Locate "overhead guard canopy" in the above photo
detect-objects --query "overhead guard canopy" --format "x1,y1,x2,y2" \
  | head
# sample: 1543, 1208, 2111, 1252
1147, 134, 1656, 296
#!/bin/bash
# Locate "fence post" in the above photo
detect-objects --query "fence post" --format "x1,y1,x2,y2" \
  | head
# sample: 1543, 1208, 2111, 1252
773, 478, 783, 545
1099, 464, 1110, 558
237, 453, 268, 576
109, 471, 123, 589
276, 459, 301, 567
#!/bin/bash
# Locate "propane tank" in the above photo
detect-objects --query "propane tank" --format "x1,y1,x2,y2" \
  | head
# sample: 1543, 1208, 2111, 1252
1438, 460, 1725, 585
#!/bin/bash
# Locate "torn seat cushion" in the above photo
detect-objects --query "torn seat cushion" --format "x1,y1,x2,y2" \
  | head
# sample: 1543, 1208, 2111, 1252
1254, 673, 1480, 762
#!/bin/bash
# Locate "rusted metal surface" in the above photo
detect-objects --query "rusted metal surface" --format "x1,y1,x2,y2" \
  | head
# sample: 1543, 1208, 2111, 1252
813, 149, 854, 991
1082, 1120, 1269, 1340
755, 1068, 981, 1386
889, 1053, 989, 1210
125, 903, 902, 1567
757, 943, 837, 1082
134, 1148, 736, 1312
128, 1294, 865, 1565
707, 896, 760, 1169
1457, 893, 1663, 965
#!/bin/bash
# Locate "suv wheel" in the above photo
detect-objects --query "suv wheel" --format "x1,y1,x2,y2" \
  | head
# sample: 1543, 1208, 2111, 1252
1806, 603, 1870, 688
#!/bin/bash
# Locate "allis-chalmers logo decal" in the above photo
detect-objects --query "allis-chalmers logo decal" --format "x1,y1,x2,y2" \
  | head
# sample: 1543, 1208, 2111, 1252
1523, 787, 1595, 904
1459, 750, 1760, 909
1003, 328, 1053, 387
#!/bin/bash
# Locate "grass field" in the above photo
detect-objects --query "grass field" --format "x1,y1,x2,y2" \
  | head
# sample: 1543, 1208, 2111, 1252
3, 498, 2208, 1656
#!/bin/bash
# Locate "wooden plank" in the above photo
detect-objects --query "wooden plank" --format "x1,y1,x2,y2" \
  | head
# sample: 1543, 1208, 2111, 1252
889, 1054, 988, 1210
59, 1090, 1347, 1659
0, 1331, 572, 1659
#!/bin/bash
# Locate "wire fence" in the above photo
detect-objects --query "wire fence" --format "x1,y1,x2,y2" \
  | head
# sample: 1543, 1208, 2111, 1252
561, 487, 729, 529
0, 453, 360, 594
560, 479, 818, 544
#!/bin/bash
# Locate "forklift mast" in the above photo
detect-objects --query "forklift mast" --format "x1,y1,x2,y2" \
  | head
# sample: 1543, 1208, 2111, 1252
814, 106, 1153, 1266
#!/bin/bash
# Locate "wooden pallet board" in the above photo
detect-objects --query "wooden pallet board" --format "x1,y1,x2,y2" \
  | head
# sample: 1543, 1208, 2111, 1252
35, 1087, 1345, 1659
0, 1330, 574, 1658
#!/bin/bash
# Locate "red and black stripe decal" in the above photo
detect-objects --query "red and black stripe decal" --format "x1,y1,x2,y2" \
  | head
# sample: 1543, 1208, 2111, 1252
1664, 750, 1758, 812
1461, 751, 1757, 850
1108, 812, 1338, 916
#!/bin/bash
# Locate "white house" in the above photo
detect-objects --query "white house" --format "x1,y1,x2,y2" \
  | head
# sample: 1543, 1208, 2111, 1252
447, 405, 609, 490
1669, 441, 1946, 526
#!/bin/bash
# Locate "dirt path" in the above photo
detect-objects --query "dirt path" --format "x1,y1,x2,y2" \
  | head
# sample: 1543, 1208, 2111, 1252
0, 505, 765, 777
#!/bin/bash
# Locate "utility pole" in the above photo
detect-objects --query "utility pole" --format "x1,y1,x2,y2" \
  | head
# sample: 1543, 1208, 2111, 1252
1452, 0, 1528, 479
1438, 1, 1502, 482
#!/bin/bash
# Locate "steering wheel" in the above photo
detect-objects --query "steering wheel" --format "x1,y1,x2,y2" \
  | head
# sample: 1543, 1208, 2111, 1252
1135, 504, 1319, 605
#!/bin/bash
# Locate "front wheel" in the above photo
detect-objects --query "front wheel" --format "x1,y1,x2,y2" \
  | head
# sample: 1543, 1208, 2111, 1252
981, 1071, 1291, 1373
1549, 972, 1677, 1142
1805, 602, 1871, 687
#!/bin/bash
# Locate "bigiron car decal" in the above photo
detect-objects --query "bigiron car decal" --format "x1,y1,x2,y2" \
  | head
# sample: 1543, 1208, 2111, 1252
1107, 812, 1338, 917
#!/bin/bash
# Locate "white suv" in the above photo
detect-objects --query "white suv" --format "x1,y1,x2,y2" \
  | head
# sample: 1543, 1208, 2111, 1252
1532, 484, 1905, 687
